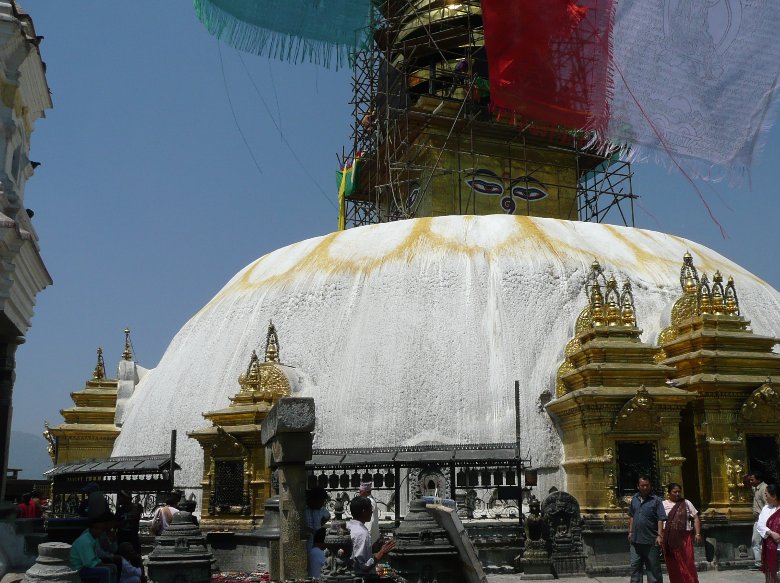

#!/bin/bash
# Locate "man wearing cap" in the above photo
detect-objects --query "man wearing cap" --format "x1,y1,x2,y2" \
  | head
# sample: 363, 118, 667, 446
70, 511, 119, 583
358, 482, 381, 547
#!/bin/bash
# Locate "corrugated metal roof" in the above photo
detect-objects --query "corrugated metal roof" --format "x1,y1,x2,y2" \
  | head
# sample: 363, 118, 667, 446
44, 454, 179, 477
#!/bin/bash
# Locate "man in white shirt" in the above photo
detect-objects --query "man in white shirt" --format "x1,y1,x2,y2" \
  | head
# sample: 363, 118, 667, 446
347, 496, 395, 581
358, 481, 381, 547
749, 471, 768, 569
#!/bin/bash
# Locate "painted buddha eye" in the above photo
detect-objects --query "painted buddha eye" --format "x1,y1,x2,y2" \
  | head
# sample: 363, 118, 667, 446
466, 170, 504, 196
511, 175, 549, 201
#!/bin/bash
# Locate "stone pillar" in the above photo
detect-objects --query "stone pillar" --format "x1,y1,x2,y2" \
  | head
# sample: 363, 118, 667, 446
260, 397, 315, 581
0, 338, 20, 502
22, 542, 78, 583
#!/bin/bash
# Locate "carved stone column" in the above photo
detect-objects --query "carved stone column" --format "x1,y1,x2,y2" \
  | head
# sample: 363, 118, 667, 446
260, 397, 315, 581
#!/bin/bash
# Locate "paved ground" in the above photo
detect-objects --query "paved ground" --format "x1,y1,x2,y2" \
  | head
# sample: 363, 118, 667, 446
2, 566, 768, 583
487, 569, 766, 583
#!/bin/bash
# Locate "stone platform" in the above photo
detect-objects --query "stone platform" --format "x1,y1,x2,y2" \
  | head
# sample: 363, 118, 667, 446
487, 569, 764, 583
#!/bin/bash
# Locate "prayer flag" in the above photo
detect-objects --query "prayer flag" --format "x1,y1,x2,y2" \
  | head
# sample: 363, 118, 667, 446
482, 0, 614, 136
193, 0, 373, 68
608, 0, 780, 178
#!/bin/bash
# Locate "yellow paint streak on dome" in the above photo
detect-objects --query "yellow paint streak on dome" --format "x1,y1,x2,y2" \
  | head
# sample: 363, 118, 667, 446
196, 216, 768, 317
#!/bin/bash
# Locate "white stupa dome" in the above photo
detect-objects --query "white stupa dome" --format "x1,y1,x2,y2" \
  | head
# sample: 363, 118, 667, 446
112, 215, 780, 490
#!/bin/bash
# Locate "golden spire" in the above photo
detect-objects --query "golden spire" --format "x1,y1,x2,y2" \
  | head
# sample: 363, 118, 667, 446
122, 328, 133, 361
605, 276, 621, 326
620, 280, 637, 327
711, 271, 725, 314
238, 350, 263, 393
680, 252, 699, 294
725, 276, 740, 316
698, 275, 713, 314
265, 321, 280, 363
590, 282, 605, 326
92, 347, 106, 380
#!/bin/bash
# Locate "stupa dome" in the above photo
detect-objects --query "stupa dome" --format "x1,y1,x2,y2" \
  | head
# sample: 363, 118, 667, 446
111, 215, 780, 490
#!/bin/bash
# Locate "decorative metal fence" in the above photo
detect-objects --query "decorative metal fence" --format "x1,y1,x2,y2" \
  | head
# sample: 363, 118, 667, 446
306, 442, 533, 524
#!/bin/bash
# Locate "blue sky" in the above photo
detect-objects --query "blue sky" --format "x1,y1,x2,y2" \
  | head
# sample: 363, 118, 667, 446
10, 1, 780, 472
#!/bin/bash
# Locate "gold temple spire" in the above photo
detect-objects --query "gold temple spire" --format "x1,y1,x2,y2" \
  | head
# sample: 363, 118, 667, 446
92, 347, 106, 380
265, 321, 280, 363
680, 252, 700, 294
711, 271, 725, 315
238, 350, 262, 393
725, 276, 740, 316
698, 275, 713, 314
122, 328, 133, 361
620, 280, 637, 327
605, 276, 621, 326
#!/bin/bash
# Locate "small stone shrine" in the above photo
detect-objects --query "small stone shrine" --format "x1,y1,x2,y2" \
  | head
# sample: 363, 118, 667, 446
260, 396, 316, 581
390, 498, 464, 583
254, 492, 281, 577
518, 496, 552, 579
541, 491, 586, 576
147, 511, 214, 583
319, 502, 359, 583
22, 543, 78, 583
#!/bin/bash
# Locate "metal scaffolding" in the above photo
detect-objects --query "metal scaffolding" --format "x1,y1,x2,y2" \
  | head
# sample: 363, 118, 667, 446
340, 0, 637, 229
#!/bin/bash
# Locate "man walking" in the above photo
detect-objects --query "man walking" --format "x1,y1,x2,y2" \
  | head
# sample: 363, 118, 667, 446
749, 471, 768, 569
628, 475, 667, 583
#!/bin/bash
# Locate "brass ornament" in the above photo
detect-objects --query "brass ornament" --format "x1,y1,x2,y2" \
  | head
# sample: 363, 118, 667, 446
556, 360, 574, 397
92, 347, 106, 380
613, 386, 661, 432
740, 383, 780, 423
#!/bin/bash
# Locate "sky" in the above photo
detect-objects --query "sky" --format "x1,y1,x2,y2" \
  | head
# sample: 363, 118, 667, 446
9, 1, 780, 475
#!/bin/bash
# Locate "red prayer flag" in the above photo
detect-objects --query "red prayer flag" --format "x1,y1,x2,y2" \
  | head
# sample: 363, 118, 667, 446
482, 0, 614, 136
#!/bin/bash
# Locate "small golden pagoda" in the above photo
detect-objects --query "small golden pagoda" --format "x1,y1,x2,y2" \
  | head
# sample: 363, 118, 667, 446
547, 261, 693, 524
188, 321, 292, 531
657, 253, 780, 520
45, 347, 120, 464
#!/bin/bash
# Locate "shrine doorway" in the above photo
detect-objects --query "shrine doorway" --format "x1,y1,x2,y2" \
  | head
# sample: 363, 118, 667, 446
747, 434, 780, 485
616, 441, 660, 498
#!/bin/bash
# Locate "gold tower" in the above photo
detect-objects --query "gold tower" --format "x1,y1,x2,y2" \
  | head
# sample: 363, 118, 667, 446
45, 347, 120, 464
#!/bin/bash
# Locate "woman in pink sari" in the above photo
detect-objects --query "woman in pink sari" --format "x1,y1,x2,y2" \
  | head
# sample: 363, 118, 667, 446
662, 483, 701, 583
757, 483, 780, 583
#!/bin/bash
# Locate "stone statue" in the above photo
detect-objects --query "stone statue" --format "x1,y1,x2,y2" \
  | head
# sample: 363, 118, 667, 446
541, 491, 586, 576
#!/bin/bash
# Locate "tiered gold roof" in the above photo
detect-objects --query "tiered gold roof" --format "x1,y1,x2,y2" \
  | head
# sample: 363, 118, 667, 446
45, 346, 121, 464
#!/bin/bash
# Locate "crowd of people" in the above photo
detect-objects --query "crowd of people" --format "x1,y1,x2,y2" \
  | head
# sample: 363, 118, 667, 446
627, 471, 779, 583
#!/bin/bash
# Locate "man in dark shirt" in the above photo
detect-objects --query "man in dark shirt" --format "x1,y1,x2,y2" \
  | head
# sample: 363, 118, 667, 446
627, 475, 667, 583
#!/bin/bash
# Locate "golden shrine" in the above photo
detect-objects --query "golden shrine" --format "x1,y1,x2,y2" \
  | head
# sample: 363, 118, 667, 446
548, 253, 780, 525
188, 321, 291, 531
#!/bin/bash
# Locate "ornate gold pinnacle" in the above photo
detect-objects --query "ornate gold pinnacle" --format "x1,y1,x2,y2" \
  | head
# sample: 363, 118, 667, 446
680, 252, 700, 294
122, 328, 133, 361
620, 281, 637, 327
265, 321, 280, 363
698, 275, 713, 314
92, 347, 106, 380
725, 276, 740, 316
238, 350, 262, 393
712, 271, 725, 314
605, 276, 621, 326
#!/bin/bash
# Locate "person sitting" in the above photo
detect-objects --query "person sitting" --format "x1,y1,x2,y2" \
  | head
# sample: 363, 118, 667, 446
150, 493, 180, 536
308, 527, 327, 579
347, 496, 395, 582
70, 510, 120, 583
16, 492, 31, 518
117, 542, 144, 583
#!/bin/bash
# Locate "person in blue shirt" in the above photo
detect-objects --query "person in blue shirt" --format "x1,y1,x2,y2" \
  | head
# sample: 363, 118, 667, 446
308, 527, 328, 579
627, 475, 667, 583
70, 511, 119, 583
